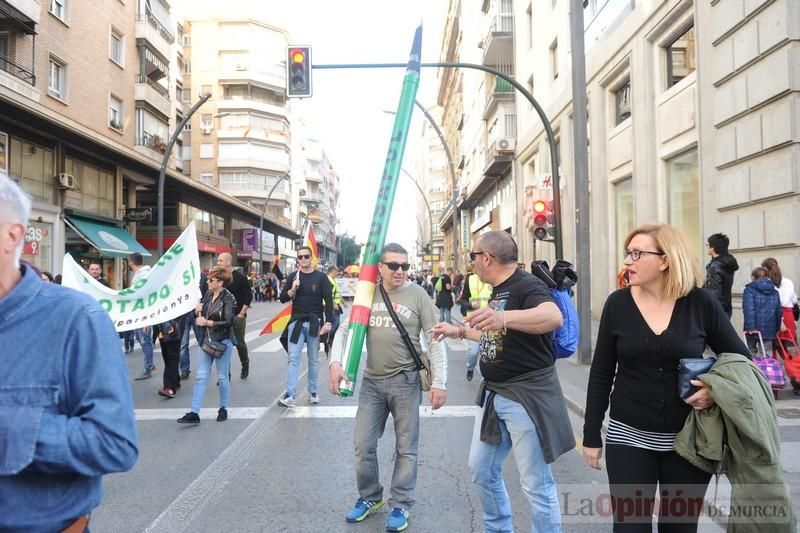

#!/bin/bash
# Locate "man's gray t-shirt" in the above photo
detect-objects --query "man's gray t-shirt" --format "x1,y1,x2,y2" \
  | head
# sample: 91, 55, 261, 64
364, 281, 441, 382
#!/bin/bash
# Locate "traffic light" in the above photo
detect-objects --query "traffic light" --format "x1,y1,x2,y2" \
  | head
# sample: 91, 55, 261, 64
532, 200, 555, 241
286, 46, 312, 98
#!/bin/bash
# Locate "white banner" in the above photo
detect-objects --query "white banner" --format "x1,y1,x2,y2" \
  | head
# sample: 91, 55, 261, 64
62, 223, 202, 332
337, 277, 358, 298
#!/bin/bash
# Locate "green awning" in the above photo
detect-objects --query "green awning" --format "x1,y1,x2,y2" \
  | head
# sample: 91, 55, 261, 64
65, 216, 152, 258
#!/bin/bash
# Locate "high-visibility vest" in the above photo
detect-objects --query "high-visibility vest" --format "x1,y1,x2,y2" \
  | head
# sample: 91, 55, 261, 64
467, 274, 492, 316
327, 274, 342, 305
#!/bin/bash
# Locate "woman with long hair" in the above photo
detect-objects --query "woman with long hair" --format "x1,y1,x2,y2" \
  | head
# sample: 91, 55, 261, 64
177, 265, 236, 424
583, 223, 749, 532
761, 257, 798, 342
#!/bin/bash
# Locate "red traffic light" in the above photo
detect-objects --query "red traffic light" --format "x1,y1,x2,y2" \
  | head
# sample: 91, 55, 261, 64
531, 199, 554, 241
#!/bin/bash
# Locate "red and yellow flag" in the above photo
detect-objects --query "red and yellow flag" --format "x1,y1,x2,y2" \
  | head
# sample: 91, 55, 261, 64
304, 224, 319, 267
260, 304, 292, 335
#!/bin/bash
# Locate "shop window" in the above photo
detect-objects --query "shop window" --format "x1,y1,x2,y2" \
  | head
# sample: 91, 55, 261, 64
667, 149, 701, 255
614, 79, 631, 125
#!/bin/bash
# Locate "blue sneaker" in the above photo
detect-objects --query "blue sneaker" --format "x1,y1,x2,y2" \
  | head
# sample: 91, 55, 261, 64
385, 507, 409, 532
345, 498, 384, 523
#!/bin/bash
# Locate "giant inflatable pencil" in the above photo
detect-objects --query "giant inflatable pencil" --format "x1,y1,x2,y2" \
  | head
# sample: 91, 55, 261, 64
338, 26, 422, 396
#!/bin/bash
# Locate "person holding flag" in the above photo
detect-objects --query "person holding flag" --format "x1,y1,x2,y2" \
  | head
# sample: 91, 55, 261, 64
277, 244, 333, 407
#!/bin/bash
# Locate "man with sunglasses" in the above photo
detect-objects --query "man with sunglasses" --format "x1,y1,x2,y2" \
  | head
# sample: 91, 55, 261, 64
278, 246, 333, 407
328, 243, 447, 532
431, 230, 574, 533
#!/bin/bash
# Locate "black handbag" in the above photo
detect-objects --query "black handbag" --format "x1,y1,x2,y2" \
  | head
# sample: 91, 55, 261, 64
201, 328, 226, 358
378, 281, 432, 391
677, 357, 716, 398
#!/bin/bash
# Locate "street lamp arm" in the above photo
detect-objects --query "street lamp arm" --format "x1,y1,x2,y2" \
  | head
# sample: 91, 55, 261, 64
258, 173, 290, 273
401, 168, 434, 248
157, 93, 212, 257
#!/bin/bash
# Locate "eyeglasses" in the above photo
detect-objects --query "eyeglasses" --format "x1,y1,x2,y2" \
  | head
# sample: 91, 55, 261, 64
624, 249, 665, 261
469, 251, 493, 262
382, 261, 411, 272
297, 254, 311, 259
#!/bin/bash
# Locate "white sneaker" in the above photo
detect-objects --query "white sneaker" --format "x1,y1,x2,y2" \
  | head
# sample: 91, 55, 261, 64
309, 393, 320, 404
278, 394, 295, 408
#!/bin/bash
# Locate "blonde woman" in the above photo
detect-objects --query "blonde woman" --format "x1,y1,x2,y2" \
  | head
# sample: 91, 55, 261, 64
583, 224, 748, 532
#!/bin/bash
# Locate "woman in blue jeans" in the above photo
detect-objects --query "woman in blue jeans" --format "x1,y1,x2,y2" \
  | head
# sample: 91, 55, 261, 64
178, 265, 236, 424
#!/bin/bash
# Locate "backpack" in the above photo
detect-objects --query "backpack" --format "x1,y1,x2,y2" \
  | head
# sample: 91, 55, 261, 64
531, 260, 580, 358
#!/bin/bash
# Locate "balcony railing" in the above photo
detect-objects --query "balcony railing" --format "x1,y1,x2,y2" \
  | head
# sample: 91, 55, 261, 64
136, 133, 168, 154
137, 75, 170, 98
136, 9, 175, 44
0, 55, 35, 85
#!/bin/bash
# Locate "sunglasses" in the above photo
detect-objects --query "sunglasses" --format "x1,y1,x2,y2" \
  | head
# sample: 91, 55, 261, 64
297, 254, 311, 259
469, 251, 493, 261
382, 261, 411, 272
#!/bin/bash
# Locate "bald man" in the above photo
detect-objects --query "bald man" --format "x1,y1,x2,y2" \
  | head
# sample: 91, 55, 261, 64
216, 253, 253, 378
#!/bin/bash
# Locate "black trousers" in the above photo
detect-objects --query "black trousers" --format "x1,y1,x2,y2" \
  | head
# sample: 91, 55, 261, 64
159, 339, 181, 390
605, 443, 712, 533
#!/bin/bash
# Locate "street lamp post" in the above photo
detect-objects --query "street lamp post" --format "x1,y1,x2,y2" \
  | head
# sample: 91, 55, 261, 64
258, 174, 290, 273
157, 93, 212, 257
401, 168, 434, 252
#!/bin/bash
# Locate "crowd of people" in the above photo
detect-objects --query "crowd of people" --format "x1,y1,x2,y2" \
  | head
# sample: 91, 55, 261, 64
4, 162, 797, 532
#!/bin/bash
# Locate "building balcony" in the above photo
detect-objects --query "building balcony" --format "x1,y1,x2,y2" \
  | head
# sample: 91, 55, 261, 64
217, 126, 289, 147
481, 13, 513, 67
136, 11, 173, 63
305, 171, 323, 184
0, 54, 35, 87
218, 185, 290, 204
218, 65, 285, 93
483, 78, 514, 119
216, 99, 289, 120
216, 158, 291, 174
135, 76, 171, 119
3, 0, 41, 24
483, 138, 514, 177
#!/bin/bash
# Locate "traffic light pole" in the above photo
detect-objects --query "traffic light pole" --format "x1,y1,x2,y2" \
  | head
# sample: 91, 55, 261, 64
313, 61, 563, 259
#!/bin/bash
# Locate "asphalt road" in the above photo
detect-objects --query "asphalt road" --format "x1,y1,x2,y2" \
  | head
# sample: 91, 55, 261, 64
91, 301, 724, 533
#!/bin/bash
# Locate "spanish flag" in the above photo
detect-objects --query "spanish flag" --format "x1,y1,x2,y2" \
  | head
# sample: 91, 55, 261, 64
260, 304, 292, 335
304, 224, 319, 268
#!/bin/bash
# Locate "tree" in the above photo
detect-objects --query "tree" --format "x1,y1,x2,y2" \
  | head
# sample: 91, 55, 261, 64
337, 233, 362, 267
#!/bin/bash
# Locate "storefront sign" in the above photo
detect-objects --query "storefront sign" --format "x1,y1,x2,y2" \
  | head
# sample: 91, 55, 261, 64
470, 211, 492, 233
123, 207, 152, 222
337, 277, 358, 298
537, 172, 566, 190
23, 224, 46, 255
62, 222, 201, 332
241, 229, 275, 256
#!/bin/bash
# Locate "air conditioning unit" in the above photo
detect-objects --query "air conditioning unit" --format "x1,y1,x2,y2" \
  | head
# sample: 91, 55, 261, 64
496, 138, 516, 152
55, 173, 75, 189
201, 126, 212, 135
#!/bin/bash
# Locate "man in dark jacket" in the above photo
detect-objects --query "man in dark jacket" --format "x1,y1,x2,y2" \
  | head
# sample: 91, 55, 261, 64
217, 253, 252, 378
703, 233, 738, 318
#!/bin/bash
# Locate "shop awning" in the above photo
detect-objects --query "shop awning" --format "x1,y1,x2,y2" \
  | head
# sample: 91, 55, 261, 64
65, 216, 152, 258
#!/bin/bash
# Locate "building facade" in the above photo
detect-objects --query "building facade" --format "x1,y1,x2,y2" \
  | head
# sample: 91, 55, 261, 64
415, 106, 449, 271
436, 0, 799, 324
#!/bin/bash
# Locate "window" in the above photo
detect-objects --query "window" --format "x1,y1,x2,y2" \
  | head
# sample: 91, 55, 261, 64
614, 79, 631, 125
667, 149, 701, 255
527, 74, 534, 96
135, 109, 168, 152
199, 144, 214, 158
110, 28, 124, 65
48, 56, 66, 99
49, 0, 67, 21
182, 88, 191, 103
201, 84, 212, 97
666, 25, 696, 88
200, 172, 213, 185
614, 178, 634, 257
550, 39, 558, 79
200, 114, 213, 129
108, 95, 123, 130
183, 61, 191, 74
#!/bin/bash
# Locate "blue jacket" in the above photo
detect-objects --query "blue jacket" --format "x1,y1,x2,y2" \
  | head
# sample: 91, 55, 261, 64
0, 265, 138, 531
742, 278, 782, 340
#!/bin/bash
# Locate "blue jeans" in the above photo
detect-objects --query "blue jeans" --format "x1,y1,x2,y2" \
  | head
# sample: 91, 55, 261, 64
190, 339, 233, 413
135, 327, 154, 371
469, 394, 561, 533
180, 312, 194, 374
354, 372, 422, 509
439, 307, 451, 324
466, 340, 480, 371
285, 320, 320, 398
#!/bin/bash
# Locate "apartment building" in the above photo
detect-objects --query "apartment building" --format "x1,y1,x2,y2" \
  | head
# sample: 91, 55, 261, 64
295, 136, 339, 267
179, 8, 300, 271
436, 0, 519, 270
415, 105, 449, 271
437, 0, 799, 321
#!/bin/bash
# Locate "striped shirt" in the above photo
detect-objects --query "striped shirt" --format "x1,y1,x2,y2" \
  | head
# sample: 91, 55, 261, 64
606, 418, 677, 452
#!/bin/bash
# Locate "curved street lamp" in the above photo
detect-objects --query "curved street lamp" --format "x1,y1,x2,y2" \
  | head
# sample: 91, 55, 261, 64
157, 93, 212, 257
401, 168, 434, 252
257, 173, 290, 273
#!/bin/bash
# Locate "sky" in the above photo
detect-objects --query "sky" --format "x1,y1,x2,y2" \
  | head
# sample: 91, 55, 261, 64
272, 1, 449, 256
